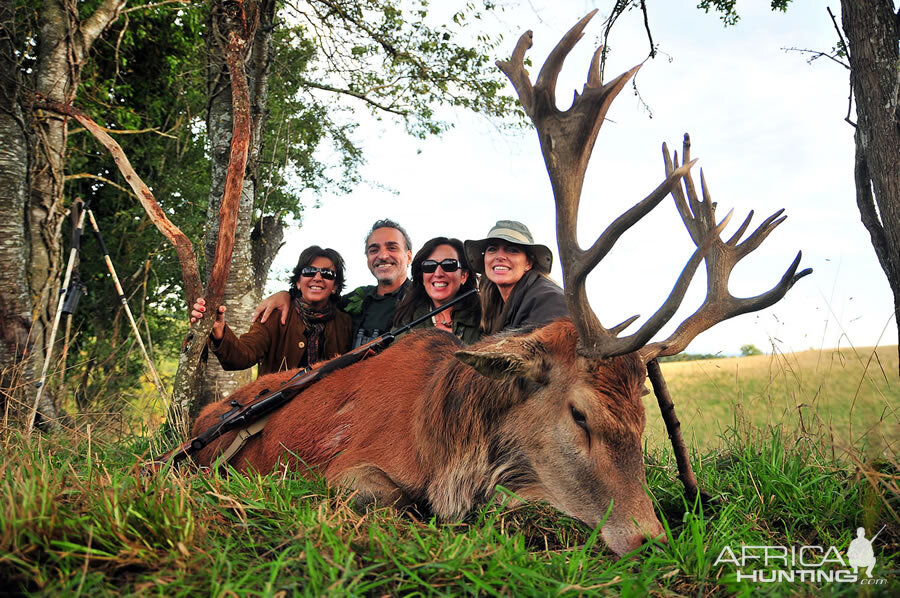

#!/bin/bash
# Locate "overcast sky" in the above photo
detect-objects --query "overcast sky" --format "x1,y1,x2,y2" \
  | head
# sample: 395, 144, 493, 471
269, 0, 898, 356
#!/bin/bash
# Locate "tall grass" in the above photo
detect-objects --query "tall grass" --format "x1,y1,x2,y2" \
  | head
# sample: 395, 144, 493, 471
1, 347, 897, 595
645, 346, 898, 454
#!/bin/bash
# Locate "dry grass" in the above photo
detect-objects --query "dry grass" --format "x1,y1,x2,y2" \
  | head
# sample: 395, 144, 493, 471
643, 345, 899, 455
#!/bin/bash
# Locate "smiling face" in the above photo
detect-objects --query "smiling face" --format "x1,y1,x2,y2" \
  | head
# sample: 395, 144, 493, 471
366, 227, 412, 292
296, 256, 337, 309
422, 244, 469, 307
483, 241, 533, 299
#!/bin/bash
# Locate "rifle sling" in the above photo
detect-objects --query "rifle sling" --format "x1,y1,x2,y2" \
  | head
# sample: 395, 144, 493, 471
212, 413, 272, 471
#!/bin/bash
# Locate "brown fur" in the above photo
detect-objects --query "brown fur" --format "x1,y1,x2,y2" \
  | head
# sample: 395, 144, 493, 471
192, 319, 663, 555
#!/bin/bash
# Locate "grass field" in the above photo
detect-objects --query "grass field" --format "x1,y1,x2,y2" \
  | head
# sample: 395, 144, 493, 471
2, 346, 898, 595
644, 346, 898, 455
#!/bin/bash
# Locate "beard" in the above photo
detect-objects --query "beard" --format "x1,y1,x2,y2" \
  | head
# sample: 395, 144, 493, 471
371, 261, 403, 285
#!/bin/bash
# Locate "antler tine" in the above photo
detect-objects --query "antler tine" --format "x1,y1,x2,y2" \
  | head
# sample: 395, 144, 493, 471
495, 31, 535, 116
724, 209, 755, 247
664, 143, 701, 246
609, 314, 640, 336
640, 135, 813, 360
535, 10, 599, 101
587, 45, 604, 88
733, 208, 787, 254
580, 158, 697, 274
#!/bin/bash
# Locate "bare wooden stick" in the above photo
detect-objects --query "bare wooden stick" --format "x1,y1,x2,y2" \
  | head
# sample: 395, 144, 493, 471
646, 359, 699, 502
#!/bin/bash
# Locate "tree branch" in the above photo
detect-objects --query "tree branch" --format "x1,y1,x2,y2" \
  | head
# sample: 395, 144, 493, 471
297, 77, 407, 116
68, 124, 176, 138
782, 46, 850, 69
640, 0, 656, 59
35, 99, 203, 303
123, 0, 192, 14
64, 172, 139, 199
81, 0, 128, 54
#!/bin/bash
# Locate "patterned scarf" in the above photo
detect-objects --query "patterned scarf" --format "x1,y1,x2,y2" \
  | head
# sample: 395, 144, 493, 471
290, 288, 335, 367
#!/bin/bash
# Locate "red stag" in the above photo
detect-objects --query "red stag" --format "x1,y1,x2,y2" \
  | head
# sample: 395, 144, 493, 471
190, 12, 810, 556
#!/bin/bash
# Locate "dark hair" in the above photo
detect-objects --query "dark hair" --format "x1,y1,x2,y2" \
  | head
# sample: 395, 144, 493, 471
288, 245, 346, 301
478, 245, 538, 334
393, 237, 480, 327
365, 218, 412, 253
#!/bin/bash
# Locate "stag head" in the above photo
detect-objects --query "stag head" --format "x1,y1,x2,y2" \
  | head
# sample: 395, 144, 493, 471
497, 10, 811, 360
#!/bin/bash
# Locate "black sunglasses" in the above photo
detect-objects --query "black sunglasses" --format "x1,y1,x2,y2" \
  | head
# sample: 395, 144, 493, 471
421, 259, 461, 274
300, 266, 336, 280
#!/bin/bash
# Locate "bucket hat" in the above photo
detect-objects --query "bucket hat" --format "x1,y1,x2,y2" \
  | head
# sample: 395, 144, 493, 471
464, 220, 553, 274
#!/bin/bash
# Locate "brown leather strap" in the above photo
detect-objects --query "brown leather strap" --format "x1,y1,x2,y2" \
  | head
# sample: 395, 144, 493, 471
212, 413, 272, 471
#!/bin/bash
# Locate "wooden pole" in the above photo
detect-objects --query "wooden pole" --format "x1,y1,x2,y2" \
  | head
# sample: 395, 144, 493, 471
646, 358, 701, 503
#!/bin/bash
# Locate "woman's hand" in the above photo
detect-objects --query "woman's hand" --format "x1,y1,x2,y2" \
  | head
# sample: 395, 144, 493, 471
252, 290, 291, 325
191, 297, 226, 341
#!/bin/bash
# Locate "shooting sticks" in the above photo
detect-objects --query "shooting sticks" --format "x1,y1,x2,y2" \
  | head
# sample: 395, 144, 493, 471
26, 201, 86, 434
85, 207, 170, 413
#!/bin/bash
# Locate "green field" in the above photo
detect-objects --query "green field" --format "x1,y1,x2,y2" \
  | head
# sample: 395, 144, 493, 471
2, 346, 897, 595
644, 346, 899, 455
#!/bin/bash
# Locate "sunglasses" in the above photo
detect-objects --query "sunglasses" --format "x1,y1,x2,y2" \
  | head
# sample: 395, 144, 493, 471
300, 266, 336, 280
421, 259, 461, 274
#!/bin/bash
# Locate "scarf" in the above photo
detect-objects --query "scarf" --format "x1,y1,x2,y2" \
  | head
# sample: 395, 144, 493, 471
290, 288, 335, 367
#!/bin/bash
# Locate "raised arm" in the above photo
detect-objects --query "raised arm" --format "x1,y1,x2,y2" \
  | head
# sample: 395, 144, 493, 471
252, 290, 291, 325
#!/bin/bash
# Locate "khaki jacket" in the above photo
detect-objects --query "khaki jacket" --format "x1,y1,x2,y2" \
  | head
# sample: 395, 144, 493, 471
213, 306, 352, 376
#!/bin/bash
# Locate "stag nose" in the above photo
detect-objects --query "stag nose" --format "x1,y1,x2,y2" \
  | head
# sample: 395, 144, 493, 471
625, 523, 668, 552
626, 531, 669, 552
603, 519, 667, 556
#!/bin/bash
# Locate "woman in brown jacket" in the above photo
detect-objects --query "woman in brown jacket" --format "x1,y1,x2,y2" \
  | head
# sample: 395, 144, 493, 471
191, 246, 352, 376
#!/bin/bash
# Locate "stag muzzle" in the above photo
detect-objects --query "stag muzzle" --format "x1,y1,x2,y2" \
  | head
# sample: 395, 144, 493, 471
595, 486, 666, 556
601, 516, 667, 556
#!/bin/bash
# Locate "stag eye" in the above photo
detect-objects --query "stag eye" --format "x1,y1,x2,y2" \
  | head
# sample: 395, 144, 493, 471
570, 405, 588, 430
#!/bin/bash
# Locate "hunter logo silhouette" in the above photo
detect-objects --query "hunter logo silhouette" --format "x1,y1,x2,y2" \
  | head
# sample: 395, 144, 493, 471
847, 526, 884, 578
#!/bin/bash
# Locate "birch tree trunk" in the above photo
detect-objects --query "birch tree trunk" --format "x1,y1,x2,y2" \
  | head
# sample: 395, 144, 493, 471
197, 0, 278, 412
841, 0, 900, 371
23, 0, 125, 425
0, 0, 33, 399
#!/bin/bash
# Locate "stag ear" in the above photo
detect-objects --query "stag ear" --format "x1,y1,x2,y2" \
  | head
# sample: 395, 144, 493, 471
455, 338, 550, 384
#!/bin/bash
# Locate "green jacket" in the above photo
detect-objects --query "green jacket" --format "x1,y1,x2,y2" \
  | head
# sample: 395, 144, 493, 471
341, 281, 411, 347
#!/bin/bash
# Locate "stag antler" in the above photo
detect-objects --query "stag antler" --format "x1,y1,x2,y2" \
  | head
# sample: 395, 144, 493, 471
498, 12, 810, 360
498, 11, 715, 358
639, 134, 813, 360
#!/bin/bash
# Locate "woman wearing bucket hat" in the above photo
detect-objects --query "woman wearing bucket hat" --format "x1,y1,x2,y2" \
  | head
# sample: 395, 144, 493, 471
464, 220, 567, 335
392, 237, 481, 344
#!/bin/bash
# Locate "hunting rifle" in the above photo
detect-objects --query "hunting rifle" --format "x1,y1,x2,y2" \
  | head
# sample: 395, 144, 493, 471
149, 288, 478, 471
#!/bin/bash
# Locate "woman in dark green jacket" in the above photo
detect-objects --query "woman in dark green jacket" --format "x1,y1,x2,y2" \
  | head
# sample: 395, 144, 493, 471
465, 220, 567, 335
392, 237, 481, 345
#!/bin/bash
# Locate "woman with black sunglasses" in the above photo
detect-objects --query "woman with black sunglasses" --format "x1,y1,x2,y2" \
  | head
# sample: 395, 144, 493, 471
392, 237, 481, 344
190, 245, 352, 376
